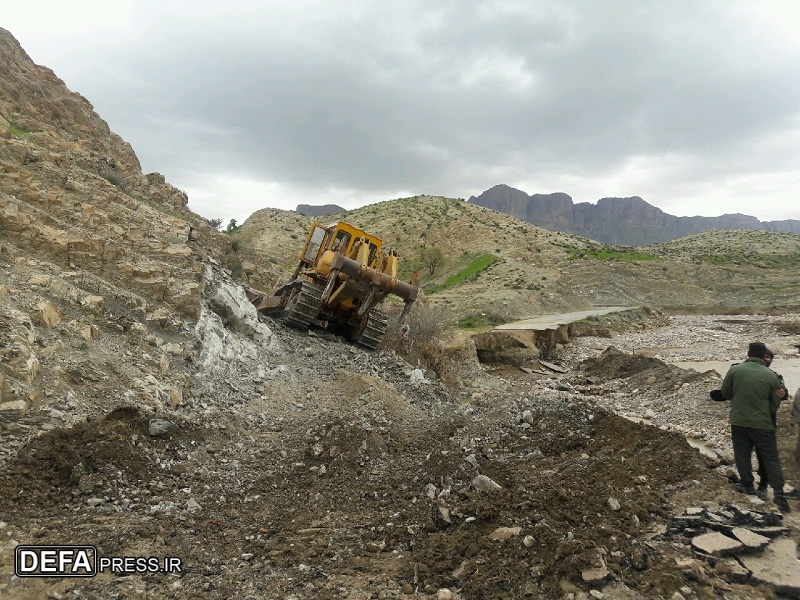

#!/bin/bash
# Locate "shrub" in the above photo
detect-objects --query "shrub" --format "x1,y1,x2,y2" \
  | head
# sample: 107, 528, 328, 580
457, 312, 506, 329
383, 305, 458, 386
227, 257, 246, 281
101, 171, 125, 189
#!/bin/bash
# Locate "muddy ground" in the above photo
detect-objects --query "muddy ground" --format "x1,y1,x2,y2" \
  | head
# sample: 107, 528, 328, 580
1, 314, 799, 600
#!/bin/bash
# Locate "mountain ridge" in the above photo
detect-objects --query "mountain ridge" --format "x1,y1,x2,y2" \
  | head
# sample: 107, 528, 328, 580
295, 203, 346, 216
469, 184, 800, 245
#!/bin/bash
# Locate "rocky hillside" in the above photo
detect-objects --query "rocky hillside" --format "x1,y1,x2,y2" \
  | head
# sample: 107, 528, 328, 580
236, 196, 588, 321
237, 196, 800, 324
0, 28, 251, 420
0, 28, 234, 319
469, 184, 800, 245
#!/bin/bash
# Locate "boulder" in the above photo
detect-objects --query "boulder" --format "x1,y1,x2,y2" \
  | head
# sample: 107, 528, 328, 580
487, 526, 521, 541
81, 295, 105, 314
473, 474, 502, 491
148, 418, 175, 437
39, 300, 62, 326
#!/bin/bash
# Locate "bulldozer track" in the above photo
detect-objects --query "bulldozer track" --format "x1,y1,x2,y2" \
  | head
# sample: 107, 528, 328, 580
283, 280, 325, 329
356, 309, 388, 350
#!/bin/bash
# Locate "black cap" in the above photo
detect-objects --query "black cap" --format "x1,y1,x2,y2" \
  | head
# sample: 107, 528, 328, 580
748, 342, 768, 358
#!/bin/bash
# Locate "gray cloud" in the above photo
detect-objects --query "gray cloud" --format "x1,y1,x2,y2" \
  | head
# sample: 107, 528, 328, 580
7, 0, 800, 223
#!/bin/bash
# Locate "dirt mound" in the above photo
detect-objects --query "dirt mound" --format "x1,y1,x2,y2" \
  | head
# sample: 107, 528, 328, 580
0, 406, 200, 515
582, 346, 670, 380
407, 409, 714, 598
2, 311, 794, 599
217, 401, 719, 599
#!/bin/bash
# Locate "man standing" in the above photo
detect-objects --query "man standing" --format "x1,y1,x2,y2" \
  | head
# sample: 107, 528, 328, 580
721, 342, 789, 512
794, 341, 800, 493
755, 349, 790, 494
793, 387, 800, 494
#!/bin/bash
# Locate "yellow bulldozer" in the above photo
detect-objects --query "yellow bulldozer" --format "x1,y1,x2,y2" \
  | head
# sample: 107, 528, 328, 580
247, 221, 419, 349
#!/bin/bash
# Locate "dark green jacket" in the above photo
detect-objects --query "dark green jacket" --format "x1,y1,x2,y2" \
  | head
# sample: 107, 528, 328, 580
721, 357, 783, 429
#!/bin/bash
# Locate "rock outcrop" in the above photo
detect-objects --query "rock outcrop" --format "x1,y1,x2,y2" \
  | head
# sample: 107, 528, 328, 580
0, 27, 240, 417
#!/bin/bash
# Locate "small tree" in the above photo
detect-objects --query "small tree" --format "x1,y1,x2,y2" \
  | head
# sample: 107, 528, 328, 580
421, 247, 444, 276
227, 219, 238, 232
208, 218, 223, 230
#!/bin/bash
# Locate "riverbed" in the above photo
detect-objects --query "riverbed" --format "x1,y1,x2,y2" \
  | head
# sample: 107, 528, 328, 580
673, 358, 800, 396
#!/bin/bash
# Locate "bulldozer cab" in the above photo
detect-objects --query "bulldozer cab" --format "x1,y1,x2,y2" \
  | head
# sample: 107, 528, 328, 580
296, 221, 382, 272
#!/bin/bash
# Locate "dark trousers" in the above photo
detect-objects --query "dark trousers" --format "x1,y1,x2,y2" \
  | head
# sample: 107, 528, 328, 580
731, 425, 784, 492
756, 412, 779, 487
795, 426, 800, 481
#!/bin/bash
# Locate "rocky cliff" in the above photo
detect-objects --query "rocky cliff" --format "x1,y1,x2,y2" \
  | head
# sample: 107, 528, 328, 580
0, 27, 253, 410
0, 27, 235, 318
470, 184, 800, 245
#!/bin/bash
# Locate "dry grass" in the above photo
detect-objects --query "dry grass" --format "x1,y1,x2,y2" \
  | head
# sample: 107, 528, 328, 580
382, 304, 461, 387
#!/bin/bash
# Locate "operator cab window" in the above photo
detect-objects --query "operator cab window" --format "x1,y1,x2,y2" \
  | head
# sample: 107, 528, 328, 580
303, 226, 326, 263
331, 231, 351, 252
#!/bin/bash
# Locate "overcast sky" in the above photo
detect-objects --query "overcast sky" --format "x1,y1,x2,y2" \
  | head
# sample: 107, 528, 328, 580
5, 1, 800, 225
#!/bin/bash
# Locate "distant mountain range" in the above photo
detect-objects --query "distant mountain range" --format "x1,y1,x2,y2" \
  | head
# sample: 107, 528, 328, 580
469, 184, 800, 245
296, 203, 345, 217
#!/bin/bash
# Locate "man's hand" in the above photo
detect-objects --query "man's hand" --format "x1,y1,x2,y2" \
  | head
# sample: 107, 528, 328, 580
776, 388, 787, 399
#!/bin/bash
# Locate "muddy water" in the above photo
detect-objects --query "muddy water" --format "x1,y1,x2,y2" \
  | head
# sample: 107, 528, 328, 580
673, 358, 800, 396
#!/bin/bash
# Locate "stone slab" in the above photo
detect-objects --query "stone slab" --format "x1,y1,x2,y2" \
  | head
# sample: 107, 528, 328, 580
738, 538, 800, 597
691, 532, 744, 557
748, 526, 790, 538
732, 527, 771, 552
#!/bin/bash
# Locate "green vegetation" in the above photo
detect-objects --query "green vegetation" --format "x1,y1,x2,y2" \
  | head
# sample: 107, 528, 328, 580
101, 172, 125, 188
567, 246, 658, 261
6, 121, 38, 138
419, 246, 444, 275
425, 253, 500, 294
457, 311, 507, 329
694, 252, 800, 269
227, 255, 246, 280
